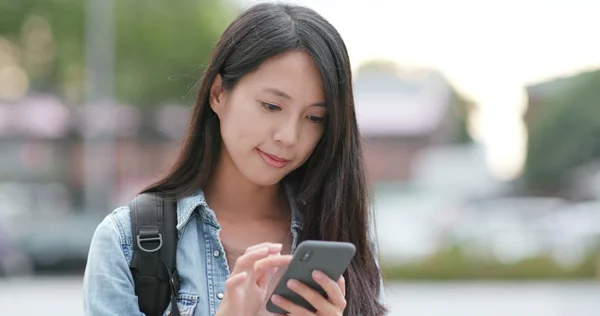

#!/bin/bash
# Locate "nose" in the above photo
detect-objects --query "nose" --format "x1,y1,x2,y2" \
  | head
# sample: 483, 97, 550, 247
273, 118, 300, 146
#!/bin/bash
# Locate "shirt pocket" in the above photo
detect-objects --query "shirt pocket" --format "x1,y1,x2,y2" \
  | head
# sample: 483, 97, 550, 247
164, 292, 200, 316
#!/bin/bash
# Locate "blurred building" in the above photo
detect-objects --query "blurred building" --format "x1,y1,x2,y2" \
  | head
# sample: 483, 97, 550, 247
0, 65, 473, 213
354, 65, 468, 182
0, 94, 188, 213
0, 95, 72, 217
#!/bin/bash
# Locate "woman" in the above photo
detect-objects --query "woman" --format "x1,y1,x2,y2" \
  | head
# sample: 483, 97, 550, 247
83, 3, 387, 316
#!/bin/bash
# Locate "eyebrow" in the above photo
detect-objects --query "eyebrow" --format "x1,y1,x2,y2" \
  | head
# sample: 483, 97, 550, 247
263, 88, 326, 107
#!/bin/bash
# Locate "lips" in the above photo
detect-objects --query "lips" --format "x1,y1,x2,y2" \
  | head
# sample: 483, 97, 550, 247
257, 149, 290, 168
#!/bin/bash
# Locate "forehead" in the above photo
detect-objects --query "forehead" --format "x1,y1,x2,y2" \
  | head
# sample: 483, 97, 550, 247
236, 50, 325, 103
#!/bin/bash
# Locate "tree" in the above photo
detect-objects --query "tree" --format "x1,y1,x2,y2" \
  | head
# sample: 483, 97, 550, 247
449, 87, 474, 144
523, 70, 600, 192
0, 0, 237, 107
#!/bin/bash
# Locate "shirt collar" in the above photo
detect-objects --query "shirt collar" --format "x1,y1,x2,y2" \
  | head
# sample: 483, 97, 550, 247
175, 183, 304, 231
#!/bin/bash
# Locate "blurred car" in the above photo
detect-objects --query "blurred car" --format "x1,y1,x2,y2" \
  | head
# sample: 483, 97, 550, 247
9, 213, 105, 274
0, 221, 33, 277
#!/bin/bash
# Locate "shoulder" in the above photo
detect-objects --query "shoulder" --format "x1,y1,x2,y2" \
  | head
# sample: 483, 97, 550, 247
84, 207, 146, 315
90, 206, 134, 264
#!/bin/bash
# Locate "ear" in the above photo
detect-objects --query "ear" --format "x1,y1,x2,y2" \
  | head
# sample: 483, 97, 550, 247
209, 74, 228, 117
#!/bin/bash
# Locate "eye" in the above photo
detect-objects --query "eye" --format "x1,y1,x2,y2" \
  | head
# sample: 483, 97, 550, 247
261, 102, 281, 112
307, 115, 325, 123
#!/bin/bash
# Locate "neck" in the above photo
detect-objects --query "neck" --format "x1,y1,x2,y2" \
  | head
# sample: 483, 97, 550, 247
204, 150, 288, 221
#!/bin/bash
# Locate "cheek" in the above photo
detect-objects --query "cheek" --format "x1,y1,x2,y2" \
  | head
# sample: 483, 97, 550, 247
296, 126, 324, 161
220, 101, 265, 147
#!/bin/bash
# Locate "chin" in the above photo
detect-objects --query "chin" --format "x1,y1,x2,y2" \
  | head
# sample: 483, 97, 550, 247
250, 175, 285, 187
243, 169, 287, 187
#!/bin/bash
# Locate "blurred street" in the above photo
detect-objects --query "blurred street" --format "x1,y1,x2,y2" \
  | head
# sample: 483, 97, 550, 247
1, 277, 600, 316
2, 1, 600, 315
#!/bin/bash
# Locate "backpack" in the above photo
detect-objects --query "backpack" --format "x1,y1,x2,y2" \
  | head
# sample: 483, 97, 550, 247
129, 193, 181, 316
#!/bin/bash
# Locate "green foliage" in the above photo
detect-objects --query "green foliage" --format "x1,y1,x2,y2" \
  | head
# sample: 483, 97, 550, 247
0, 0, 85, 94
449, 88, 474, 144
0, 0, 237, 107
114, 0, 234, 107
381, 247, 599, 280
524, 70, 600, 191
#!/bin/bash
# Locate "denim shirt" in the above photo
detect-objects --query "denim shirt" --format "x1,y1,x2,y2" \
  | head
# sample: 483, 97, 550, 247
83, 188, 385, 316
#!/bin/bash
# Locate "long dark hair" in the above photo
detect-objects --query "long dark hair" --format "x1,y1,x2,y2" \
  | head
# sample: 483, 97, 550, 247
145, 3, 387, 315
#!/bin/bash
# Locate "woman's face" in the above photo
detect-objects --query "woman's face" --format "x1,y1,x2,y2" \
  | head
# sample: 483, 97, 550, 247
210, 50, 327, 186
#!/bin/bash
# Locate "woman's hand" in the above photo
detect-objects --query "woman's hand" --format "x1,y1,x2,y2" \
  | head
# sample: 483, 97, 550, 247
215, 243, 292, 316
270, 270, 347, 316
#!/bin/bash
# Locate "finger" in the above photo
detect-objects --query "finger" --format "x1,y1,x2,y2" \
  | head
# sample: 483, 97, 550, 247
254, 255, 292, 286
337, 275, 346, 298
245, 242, 283, 254
287, 279, 334, 314
313, 270, 346, 309
231, 246, 270, 275
225, 271, 247, 292
254, 254, 293, 271
271, 294, 316, 316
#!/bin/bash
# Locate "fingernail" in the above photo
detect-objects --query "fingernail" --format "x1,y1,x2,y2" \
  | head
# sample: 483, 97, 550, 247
268, 244, 282, 253
272, 294, 283, 303
287, 279, 299, 289
312, 270, 324, 280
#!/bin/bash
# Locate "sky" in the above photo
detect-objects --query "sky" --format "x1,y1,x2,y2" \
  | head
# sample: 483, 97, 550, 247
238, 0, 600, 180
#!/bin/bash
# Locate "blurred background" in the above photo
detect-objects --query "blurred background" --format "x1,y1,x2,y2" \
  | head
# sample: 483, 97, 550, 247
1, 0, 600, 315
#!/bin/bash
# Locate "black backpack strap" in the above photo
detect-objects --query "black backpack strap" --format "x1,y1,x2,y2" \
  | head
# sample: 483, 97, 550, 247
129, 193, 181, 316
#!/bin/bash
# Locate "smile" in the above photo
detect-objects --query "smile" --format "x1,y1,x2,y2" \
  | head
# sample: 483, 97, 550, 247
257, 149, 290, 168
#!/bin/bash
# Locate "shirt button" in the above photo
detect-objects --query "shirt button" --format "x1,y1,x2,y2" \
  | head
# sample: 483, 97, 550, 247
213, 250, 220, 257
216, 292, 224, 300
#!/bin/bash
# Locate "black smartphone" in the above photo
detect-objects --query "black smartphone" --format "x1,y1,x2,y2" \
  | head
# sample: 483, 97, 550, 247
266, 240, 356, 314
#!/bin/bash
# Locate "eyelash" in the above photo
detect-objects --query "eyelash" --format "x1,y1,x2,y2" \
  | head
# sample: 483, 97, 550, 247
260, 102, 325, 123
261, 102, 281, 112
307, 115, 324, 123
